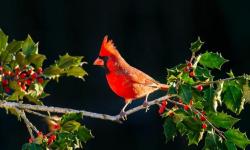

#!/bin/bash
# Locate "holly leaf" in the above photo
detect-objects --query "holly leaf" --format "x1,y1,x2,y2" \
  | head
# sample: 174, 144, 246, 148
61, 113, 83, 124
190, 37, 204, 53
225, 141, 237, 150
163, 117, 177, 142
1, 40, 22, 64
199, 52, 228, 69
207, 112, 239, 129
56, 53, 83, 69
181, 72, 195, 84
187, 130, 204, 146
178, 84, 192, 104
242, 80, 250, 103
62, 120, 81, 132
66, 66, 88, 79
22, 35, 38, 56
77, 126, 94, 143
203, 88, 215, 111
223, 84, 244, 114
203, 130, 224, 150
225, 128, 250, 149
28, 53, 46, 68
0, 28, 8, 53
22, 143, 43, 150
195, 66, 212, 81
44, 65, 64, 77
16, 52, 28, 67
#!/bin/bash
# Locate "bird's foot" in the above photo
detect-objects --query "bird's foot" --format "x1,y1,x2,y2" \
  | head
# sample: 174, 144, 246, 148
143, 101, 150, 112
119, 110, 127, 120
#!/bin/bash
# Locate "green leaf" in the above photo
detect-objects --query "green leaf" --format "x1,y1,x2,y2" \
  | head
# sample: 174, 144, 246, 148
62, 120, 81, 132
181, 72, 195, 84
56, 53, 83, 69
187, 130, 204, 146
199, 52, 228, 69
163, 117, 177, 142
203, 87, 215, 111
22, 143, 43, 150
22, 35, 38, 56
77, 126, 93, 142
213, 81, 224, 111
16, 52, 28, 67
172, 109, 189, 123
28, 54, 46, 68
225, 128, 250, 149
66, 66, 87, 79
203, 130, 224, 150
44, 65, 64, 76
223, 84, 244, 114
178, 84, 192, 104
225, 141, 237, 150
25, 95, 43, 105
190, 37, 204, 53
243, 80, 250, 103
0, 29, 8, 53
0, 40, 22, 64
207, 112, 239, 129
194, 66, 212, 81
61, 113, 83, 124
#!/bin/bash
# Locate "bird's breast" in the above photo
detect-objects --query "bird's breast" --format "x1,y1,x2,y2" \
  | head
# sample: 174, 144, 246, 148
106, 71, 137, 100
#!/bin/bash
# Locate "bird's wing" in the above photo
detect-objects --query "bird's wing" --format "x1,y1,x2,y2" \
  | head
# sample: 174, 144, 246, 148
125, 65, 160, 88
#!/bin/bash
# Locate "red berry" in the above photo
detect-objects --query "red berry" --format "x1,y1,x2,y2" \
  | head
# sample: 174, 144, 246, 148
17, 81, 22, 86
53, 124, 60, 130
0, 66, 3, 71
187, 62, 192, 67
31, 72, 37, 79
20, 73, 27, 79
50, 135, 56, 141
158, 107, 165, 114
161, 100, 167, 106
183, 67, 189, 72
21, 85, 27, 91
200, 115, 206, 121
189, 71, 195, 77
37, 131, 43, 136
178, 99, 183, 103
4, 87, 11, 93
28, 137, 33, 143
4, 71, 11, 76
10, 72, 15, 77
25, 79, 32, 86
202, 123, 207, 129
202, 111, 206, 115
2, 79, 8, 86
37, 67, 43, 74
184, 105, 189, 111
27, 69, 32, 75
37, 78, 44, 84
196, 84, 203, 91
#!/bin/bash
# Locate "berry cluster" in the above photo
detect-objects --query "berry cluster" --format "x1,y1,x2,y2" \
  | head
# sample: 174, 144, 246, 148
28, 126, 59, 146
0, 65, 44, 95
183, 62, 204, 92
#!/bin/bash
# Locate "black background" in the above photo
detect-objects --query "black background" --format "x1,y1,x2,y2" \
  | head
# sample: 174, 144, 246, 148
0, 0, 250, 149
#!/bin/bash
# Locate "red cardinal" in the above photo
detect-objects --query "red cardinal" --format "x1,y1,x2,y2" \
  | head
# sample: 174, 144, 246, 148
94, 36, 168, 119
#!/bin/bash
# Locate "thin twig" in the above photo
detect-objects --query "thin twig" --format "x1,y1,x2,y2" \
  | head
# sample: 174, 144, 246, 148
14, 108, 39, 138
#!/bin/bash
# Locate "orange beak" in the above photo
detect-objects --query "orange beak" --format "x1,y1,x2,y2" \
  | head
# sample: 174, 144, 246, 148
93, 57, 104, 66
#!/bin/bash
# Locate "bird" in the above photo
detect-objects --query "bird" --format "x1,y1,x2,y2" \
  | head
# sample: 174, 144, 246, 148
93, 36, 168, 119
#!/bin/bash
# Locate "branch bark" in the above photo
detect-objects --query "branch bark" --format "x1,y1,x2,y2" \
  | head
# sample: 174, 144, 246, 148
0, 95, 170, 123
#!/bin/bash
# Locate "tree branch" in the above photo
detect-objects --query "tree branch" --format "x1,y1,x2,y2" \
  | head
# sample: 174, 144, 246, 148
0, 95, 170, 123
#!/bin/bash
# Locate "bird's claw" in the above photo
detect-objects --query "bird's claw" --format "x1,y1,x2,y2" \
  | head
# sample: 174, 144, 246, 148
119, 111, 127, 120
143, 101, 150, 112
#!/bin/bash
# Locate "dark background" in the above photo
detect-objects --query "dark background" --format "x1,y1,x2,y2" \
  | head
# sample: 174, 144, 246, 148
0, 0, 250, 149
